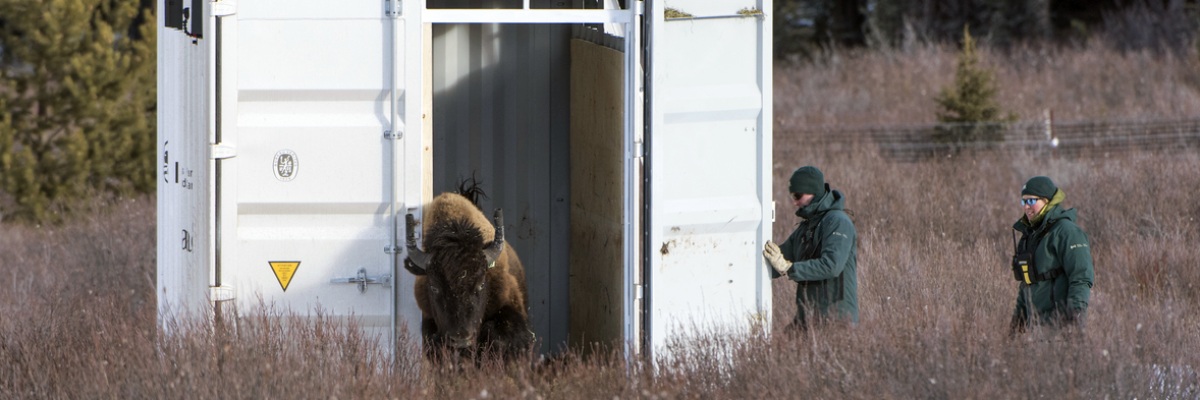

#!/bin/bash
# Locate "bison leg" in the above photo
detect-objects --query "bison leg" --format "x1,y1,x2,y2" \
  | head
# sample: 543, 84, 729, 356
478, 306, 534, 358
420, 317, 444, 360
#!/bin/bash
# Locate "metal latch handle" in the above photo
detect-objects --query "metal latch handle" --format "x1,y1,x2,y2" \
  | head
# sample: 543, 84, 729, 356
330, 268, 393, 293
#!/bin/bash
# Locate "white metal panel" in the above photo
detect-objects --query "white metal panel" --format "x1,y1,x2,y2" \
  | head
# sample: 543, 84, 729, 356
422, 9, 631, 23
237, 0, 383, 20
214, 0, 420, 346
622, 16, 645, 358
157, 0, 215, 325
235, 20, 389, 92
643, 0, 772, 357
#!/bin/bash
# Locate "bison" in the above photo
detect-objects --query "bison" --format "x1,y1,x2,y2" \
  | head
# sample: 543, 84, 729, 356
404, 192, 534, 360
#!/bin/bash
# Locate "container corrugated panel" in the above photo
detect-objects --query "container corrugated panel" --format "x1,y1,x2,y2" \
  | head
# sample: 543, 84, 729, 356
220, 0, 420, 344
645, 0, 773, 356
430, 21, 573, 354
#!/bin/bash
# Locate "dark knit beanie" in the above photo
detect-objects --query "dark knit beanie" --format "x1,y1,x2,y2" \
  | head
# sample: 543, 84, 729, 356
789, 166, 825, 195
1021, 176, 1057, 199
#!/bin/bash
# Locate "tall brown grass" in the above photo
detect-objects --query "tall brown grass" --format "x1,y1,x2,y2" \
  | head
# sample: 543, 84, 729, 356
2, 43, 1198, 398
775, 40, 1200, 127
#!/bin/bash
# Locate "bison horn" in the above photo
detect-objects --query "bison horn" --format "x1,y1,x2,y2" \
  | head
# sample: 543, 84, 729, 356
482, 209, 505, 268
404, 213, 430, 275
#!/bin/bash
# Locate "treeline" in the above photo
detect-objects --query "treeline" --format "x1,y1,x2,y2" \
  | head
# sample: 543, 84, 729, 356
775, 0, 1200, 59
1, 0, 1197, 223
0, 0, 156, 223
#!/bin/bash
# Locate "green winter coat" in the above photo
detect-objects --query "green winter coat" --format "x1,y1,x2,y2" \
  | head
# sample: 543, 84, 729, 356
1011, 190, 1094, 329
771, 186, 859, 327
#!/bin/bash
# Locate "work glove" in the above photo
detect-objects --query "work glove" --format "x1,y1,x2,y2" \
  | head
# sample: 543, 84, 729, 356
762, 241, 791, 275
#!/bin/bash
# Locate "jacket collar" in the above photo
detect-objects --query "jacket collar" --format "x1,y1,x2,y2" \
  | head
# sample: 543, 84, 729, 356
1014, 189, 1073, 233
796, 184, 844, 220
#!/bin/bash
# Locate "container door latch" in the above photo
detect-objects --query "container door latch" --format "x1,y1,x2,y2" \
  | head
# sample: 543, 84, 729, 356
330, 268, 392, 293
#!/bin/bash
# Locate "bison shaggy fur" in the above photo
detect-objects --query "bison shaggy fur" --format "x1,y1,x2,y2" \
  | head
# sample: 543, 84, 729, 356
410, 192, 533, 359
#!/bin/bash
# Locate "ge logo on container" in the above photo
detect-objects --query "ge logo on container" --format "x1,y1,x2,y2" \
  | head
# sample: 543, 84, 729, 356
273, 149, 299, 182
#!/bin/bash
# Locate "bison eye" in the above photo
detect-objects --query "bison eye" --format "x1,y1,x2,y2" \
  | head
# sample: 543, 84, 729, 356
476, 283, 484, 293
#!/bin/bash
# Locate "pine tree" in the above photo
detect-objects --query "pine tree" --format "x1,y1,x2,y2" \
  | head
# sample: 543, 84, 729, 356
933, 25, 1015, 145
0, 0, 156, 222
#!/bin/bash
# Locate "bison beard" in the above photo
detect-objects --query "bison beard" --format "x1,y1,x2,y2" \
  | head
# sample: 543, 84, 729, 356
405, 193, 534, 362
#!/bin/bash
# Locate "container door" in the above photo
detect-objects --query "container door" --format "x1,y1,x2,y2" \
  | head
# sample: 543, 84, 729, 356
642, 0, 772, 358
213, 0, 423, 348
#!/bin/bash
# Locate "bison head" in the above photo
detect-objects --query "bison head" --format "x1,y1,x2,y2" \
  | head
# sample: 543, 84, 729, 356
404, 210, 505, 353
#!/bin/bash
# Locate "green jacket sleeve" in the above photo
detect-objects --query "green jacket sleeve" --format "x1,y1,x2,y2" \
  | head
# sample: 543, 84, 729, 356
1054, 223, 1094, 313
1012, 285, 1028, 320
1010, 284, 1030, 335
785, 212, 855, 282
768, 228, 800, 280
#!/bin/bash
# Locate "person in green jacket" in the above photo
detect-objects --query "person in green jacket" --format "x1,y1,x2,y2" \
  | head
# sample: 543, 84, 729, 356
762, 166, 859, 330
1009, 176, 1095, 336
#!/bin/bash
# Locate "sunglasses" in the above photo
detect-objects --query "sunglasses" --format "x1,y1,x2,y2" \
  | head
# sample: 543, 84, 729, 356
1020, 198, 1040, 206
791, 193, 804, 201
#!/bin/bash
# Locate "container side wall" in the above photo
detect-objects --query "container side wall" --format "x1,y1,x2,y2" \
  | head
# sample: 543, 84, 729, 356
158, 0, 216, 326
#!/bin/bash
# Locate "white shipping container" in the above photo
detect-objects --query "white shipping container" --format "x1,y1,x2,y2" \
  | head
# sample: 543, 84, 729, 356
157, 0, 773, 359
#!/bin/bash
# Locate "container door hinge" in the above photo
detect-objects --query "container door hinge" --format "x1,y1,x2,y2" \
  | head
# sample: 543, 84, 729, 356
210, 285, 235, 302
330, 268, 393, 293
212, 0, 238, 16
384, 0, 401, 17
383, 130, 401, 140
209, 143, 237, 160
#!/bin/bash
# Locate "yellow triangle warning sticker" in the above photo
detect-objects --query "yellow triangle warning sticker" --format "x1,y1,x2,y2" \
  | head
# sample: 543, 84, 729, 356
268, 261, 301, 291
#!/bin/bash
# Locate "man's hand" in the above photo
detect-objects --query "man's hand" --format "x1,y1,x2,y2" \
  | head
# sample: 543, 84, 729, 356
763, 241, 791, 275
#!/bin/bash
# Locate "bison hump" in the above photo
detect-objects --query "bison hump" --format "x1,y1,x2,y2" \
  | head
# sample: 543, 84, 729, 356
424, 193, 496, 242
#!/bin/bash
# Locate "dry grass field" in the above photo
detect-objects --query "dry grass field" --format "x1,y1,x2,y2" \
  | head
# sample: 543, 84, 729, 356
3, 43, 1199, 398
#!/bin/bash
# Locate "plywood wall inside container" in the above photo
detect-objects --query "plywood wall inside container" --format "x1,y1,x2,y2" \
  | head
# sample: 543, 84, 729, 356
568, 38, 624, 350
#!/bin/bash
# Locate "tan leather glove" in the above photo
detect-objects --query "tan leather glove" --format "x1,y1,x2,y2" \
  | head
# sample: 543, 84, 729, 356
762, 241, 791, 275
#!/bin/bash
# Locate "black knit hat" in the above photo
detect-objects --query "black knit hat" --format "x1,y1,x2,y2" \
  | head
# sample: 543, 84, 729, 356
1021, 176, 1057, 199
789, 166, 825, 195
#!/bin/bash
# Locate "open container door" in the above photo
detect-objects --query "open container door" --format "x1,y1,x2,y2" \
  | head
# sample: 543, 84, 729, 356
642, 0, 772, 358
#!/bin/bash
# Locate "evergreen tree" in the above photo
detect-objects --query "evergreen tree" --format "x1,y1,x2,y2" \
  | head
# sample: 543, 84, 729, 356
0, 0, 156, 222
933, 25, 1015, 145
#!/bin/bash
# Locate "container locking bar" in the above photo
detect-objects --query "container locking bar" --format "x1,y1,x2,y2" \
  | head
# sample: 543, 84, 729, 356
330, 268, 393, 293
